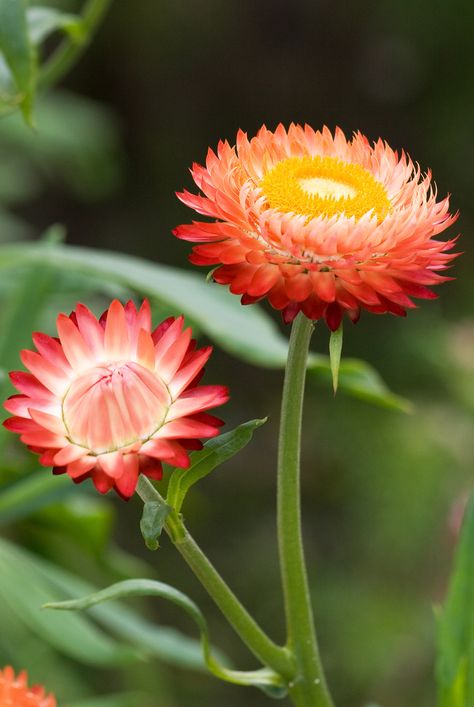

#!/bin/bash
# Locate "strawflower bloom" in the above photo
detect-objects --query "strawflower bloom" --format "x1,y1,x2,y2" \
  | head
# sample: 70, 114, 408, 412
174, 124, 458, 330
4, 300, 228, 499
0, 666, 56, 707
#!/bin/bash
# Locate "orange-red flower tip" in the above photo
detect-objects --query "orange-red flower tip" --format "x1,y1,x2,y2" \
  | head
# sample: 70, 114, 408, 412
0, 666, 56, 707
4, 300, 229, 499
174, 123, 459, 328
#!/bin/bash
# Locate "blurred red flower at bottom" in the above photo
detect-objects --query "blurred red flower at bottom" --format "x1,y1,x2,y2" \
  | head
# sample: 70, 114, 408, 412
0, 666, 56, 706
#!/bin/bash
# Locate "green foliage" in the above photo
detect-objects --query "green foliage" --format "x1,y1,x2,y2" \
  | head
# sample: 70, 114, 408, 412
437, 495, 474, 707
167, 418, 267, 513
0, 0, 36, 122
0, 537, 209, 672
140, 501, 171, 551
46, 578, 288, 698
0, 240, 410, 411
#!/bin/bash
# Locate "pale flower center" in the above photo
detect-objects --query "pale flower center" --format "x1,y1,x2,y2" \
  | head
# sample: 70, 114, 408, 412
259, 155, 391, 222
62, 361, 171, 454
298, 176, 357, 200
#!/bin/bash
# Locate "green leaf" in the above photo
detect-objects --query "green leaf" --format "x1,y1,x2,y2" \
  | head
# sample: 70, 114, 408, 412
0, 471, 73, 525
46, 578, 287, 697
0, 539, 138, 666
436, 494, 474, 707
329, 324, 343, 394
27, 6, 84, 45
167, 418, 267, 513
140, 501, 171, 550
0, 536, 208, 671
0, 241, 289, 366
308, 355, 412, 413
0, 240, 410, 410
0, 0, 36, 124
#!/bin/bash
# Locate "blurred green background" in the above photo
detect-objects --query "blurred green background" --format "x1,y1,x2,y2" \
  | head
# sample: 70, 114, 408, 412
0, 1, 473, 706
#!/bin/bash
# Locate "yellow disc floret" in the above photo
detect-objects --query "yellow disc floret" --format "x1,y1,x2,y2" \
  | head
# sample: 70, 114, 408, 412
260, 155, 391, 222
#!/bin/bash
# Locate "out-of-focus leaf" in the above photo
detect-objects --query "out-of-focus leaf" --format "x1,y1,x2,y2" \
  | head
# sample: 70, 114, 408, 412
0, 240, 289, 365
308, 355, 412, 413
27, 6, 84, 45
0, 471, 72, 525
46, 579, 287, 697
37, 495, 115, 556
0, 240, 410, 410
0, 0, 36, 123
167, 419, 267, 513
69, 695, 148, 707
0, 537, 209, 671
0, 229, 61, 446
140, 501, 171, 550
0, 539, 138, 666
436, 494, 474, 707
0, 91, 122, 199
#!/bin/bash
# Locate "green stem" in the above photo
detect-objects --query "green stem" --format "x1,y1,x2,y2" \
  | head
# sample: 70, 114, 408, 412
277, 313, 334, 707
38, 0, 113, 90
136, 476, 294, 682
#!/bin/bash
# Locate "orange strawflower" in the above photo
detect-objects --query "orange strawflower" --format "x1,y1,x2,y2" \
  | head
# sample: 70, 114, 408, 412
0, 666, 56, 706
4, 300, 228, 499
174, 124, 458, 329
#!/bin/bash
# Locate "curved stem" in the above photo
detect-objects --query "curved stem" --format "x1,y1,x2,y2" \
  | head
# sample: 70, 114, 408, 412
277, 313, 334, 707
38, 0, 113, 90
137, 476, 294, 682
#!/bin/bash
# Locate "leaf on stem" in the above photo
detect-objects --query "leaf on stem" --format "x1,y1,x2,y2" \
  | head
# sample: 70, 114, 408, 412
140, 501, 171, 550
167, 418, 267, 513
45, 578, 287, 697
329, 324, 343, 394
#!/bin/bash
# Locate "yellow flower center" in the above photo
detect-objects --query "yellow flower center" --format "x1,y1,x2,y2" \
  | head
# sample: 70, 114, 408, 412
259, 155, 391, 222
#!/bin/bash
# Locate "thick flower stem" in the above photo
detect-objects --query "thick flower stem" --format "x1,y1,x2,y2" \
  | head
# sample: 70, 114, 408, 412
137, 476, 294, 682
277, 313, 334, 707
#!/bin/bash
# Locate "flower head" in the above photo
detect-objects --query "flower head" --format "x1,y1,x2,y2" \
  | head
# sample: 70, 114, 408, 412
4, 300, 229, 499
0, 666, 56, 707
174, 124, 458, 329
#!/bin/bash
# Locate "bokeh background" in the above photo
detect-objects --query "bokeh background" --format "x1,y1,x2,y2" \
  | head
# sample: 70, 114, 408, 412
0, 1, 473, 706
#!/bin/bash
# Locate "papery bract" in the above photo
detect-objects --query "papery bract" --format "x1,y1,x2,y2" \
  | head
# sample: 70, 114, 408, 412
0, 666, 56, 707
4, 300, 229, 499
174, 124, 458, 329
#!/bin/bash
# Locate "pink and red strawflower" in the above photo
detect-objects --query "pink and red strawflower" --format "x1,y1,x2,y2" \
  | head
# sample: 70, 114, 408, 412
4, 300, 229, 499
0, 666, 56, 707
174, 124, 459, 330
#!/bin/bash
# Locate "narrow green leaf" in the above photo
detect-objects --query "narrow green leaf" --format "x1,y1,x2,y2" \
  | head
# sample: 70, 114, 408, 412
27, 7, 84, 45
0, 0, 36, 123
46, 578, 287, 696
140, 501, 171, 550
436, 494, 474, 707
329, 324, 343, 394
167, 418, 267, 513
308, 355, 412, 413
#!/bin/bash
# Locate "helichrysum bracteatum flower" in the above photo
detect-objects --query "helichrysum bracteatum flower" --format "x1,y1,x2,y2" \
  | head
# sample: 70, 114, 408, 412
4, 300, 228, 499
174, 124, 458, 329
